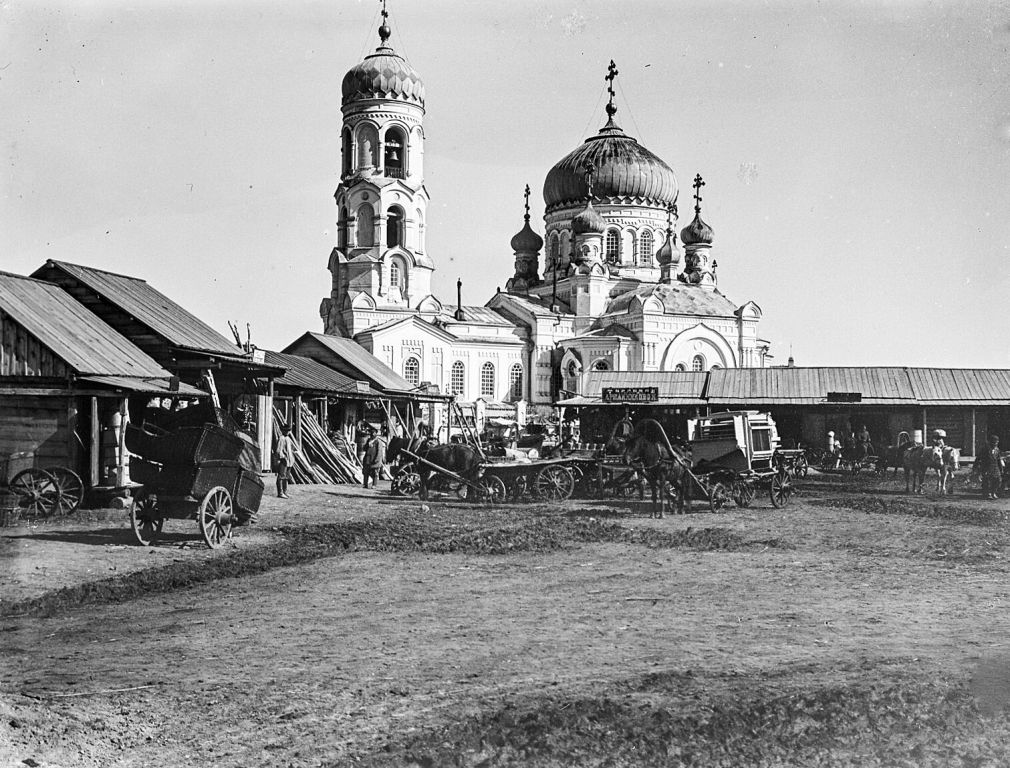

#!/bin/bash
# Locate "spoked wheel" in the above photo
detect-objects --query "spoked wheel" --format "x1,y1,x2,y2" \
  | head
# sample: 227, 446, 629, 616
708, 481, 732, 513
478, 475, 507, 505
130, 491, 164, 546
770, 472, 794, 508
391, 467, 421, 497
794, 455, 809, 478
535, 465, 574, 502
7, 468, 59, 519
46, 467, 84, 516
732, 480, 755, 508
198, 486, 234, 549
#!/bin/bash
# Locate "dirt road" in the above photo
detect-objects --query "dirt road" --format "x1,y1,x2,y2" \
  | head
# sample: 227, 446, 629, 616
4, 475, 1010, 766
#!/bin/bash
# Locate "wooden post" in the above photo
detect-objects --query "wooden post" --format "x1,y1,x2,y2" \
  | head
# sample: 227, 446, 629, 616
116, 397, 128, 488
89, 396, 100, 487
294, 394, 303, 448
320, 397, 329, 434
971, 407, 977, 456
67, 397, 79, 476
922, 407, 927, 443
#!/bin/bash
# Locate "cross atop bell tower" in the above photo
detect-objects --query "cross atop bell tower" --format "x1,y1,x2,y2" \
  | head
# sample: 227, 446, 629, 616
692, 173, 705, 214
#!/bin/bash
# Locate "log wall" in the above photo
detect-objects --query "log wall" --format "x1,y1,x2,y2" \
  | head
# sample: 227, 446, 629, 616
0, 395, 70, 468
0, 309, 68, 378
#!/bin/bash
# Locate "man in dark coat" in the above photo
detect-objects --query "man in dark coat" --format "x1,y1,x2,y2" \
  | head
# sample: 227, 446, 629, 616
362, 427, 385, 490
977, 434, 1004, 500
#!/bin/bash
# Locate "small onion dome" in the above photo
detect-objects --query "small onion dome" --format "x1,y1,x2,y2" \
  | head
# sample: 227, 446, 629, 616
655, 232, 681, 266
543, 124, 678, 212
571, 201, 606, 235
342, 44, 425, 108
510, 220, 544, 253
680, 211, 714, 246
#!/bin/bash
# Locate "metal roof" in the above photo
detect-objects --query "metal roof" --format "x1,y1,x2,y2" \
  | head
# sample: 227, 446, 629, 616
34, 260, 240, 356
605, 283, 739, 318
284, 332, 417, 394
707, 367, 918, 405
264, 350, 380, 397
568, 370, 709, 406
906, 368, 1010, 404
0, 271, 172, 378
439, 306, 516, 326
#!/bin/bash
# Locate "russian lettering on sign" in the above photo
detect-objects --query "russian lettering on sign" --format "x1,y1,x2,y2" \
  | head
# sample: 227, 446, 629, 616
601, 387, 659, 403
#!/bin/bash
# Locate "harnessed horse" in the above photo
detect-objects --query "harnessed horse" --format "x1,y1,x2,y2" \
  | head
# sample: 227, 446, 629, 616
621, 420, 690, 518
904, 444, 960, 495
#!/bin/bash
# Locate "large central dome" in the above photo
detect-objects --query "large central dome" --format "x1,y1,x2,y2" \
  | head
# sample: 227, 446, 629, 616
543, 123, 678, 212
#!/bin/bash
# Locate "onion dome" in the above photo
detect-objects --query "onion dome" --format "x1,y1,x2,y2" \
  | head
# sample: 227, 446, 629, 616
511, 220, 544, 253
680, 211, 714, 246
656, 205, 680, 266
543, 123, 678, 211
511, 184, 544, 252
341, 21, 424, 108
572, 200, 606, 235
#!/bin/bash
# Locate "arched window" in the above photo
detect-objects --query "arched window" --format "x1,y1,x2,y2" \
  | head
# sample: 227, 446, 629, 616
675, 363, 687, 372
337, 205, 348, 248
592, 359, 610, 371
692, 354, 706, 372
386, 205, 404, 248
384, 126, 406, 178
403, 357, 419, 385
640, 230, 654, 264
509, 363, 523, 400
605, 230, 620, 262
356, 204, 374, 247
710, 363, 722, 371
356, 123, 378, 169
341, 128, 352, 176
480, 362, 495, 398
389, 259, 402, 289
550, 234, 560, 267
628, 231, 637, 264
450, 361, 465, 397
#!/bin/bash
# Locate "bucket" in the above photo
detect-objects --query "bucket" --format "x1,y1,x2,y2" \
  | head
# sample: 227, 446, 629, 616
913, 429, 923, 444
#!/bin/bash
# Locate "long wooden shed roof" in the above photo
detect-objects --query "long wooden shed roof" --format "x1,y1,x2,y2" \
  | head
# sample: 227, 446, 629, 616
0, 271, 171, 378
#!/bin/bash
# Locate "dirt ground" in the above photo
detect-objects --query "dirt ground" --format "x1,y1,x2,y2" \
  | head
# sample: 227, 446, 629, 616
4, 471, 1010, 766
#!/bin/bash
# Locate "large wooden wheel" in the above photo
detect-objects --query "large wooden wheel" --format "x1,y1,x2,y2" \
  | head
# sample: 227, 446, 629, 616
46, 467, 84, 516
391, 465, 421, 497
7, 468, 59, 520
478, 475, 507, 505
535, 465, 574, 502
198, 486, 234, 549
130, 491, 164, 546
794, 455, 809, 478
708, 481, 732, 513
770, 472, 794, 508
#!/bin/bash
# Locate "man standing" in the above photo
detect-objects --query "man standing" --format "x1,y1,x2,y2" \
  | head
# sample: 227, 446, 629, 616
363, 427, 385, 490
275, 424, 296, 499
977, 434, 1004, 500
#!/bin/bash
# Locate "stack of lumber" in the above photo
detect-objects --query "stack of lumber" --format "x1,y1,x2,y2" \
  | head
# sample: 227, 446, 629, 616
272, 405, 363, 485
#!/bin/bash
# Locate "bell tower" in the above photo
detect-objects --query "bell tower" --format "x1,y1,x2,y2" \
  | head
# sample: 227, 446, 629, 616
321, 2, 435, 337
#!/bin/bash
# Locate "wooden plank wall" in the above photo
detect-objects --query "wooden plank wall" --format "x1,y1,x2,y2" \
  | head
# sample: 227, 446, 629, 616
0, 309, 69, 377
0, 395, 70, 467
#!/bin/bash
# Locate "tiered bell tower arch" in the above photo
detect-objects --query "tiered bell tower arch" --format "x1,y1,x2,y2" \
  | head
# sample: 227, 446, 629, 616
321, 5, 436, 337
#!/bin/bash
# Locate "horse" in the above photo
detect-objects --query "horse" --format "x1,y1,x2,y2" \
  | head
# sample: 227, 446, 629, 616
905, 445, 960, 495
622, 431, 690, 518
876, 436, 915, 477
414, 442, 484, 501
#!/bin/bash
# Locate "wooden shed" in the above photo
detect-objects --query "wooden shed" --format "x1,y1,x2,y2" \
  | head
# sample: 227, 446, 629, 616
0, 271, 204, 492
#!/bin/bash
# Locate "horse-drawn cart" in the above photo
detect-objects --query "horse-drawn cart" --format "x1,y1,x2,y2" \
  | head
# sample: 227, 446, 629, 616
686, 411, 796, 510
126, 419, 263, 549
1, 451, 84, 525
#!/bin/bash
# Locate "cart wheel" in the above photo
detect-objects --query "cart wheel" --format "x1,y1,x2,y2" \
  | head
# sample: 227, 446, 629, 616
8, 468, 59, 519
535, 465, 574, 502
46, 467, 84, 516
732, 480, 755, 508
391, 468, 421, 497
130, 492, 164, 546
478, 476, 507, 505
794, 455, 809, 478
770, 472, 794, 508
198, 486, 234, 549
708, 481, 732, 513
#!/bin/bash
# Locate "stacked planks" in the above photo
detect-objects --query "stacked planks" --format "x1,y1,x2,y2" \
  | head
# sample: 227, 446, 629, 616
272, 404, 363, 485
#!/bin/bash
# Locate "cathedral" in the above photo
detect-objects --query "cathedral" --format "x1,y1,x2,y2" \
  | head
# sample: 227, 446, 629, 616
319, 11, 770, 417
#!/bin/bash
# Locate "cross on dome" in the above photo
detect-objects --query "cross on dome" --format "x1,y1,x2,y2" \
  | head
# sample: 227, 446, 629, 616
523, 183, 531, 221
692, 173, 705, 213
605, 60, 619, 121
378, 0, 391, 44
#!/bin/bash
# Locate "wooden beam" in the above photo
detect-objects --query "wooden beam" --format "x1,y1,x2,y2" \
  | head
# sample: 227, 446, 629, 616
89, 397, 100, 486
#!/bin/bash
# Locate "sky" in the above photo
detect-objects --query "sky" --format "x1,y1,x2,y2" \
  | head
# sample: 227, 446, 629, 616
3, 0, 1010, 367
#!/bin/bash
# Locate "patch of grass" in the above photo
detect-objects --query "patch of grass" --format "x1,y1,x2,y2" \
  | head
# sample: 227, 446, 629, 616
1, 514, 786, 618
361, 663, 1006, 767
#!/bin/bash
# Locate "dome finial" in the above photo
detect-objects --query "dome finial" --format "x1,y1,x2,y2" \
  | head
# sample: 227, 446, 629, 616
523, 183, 531, 223
692, 173, 706, 215
378, 0, 391, 45
604, 60, 619, 125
